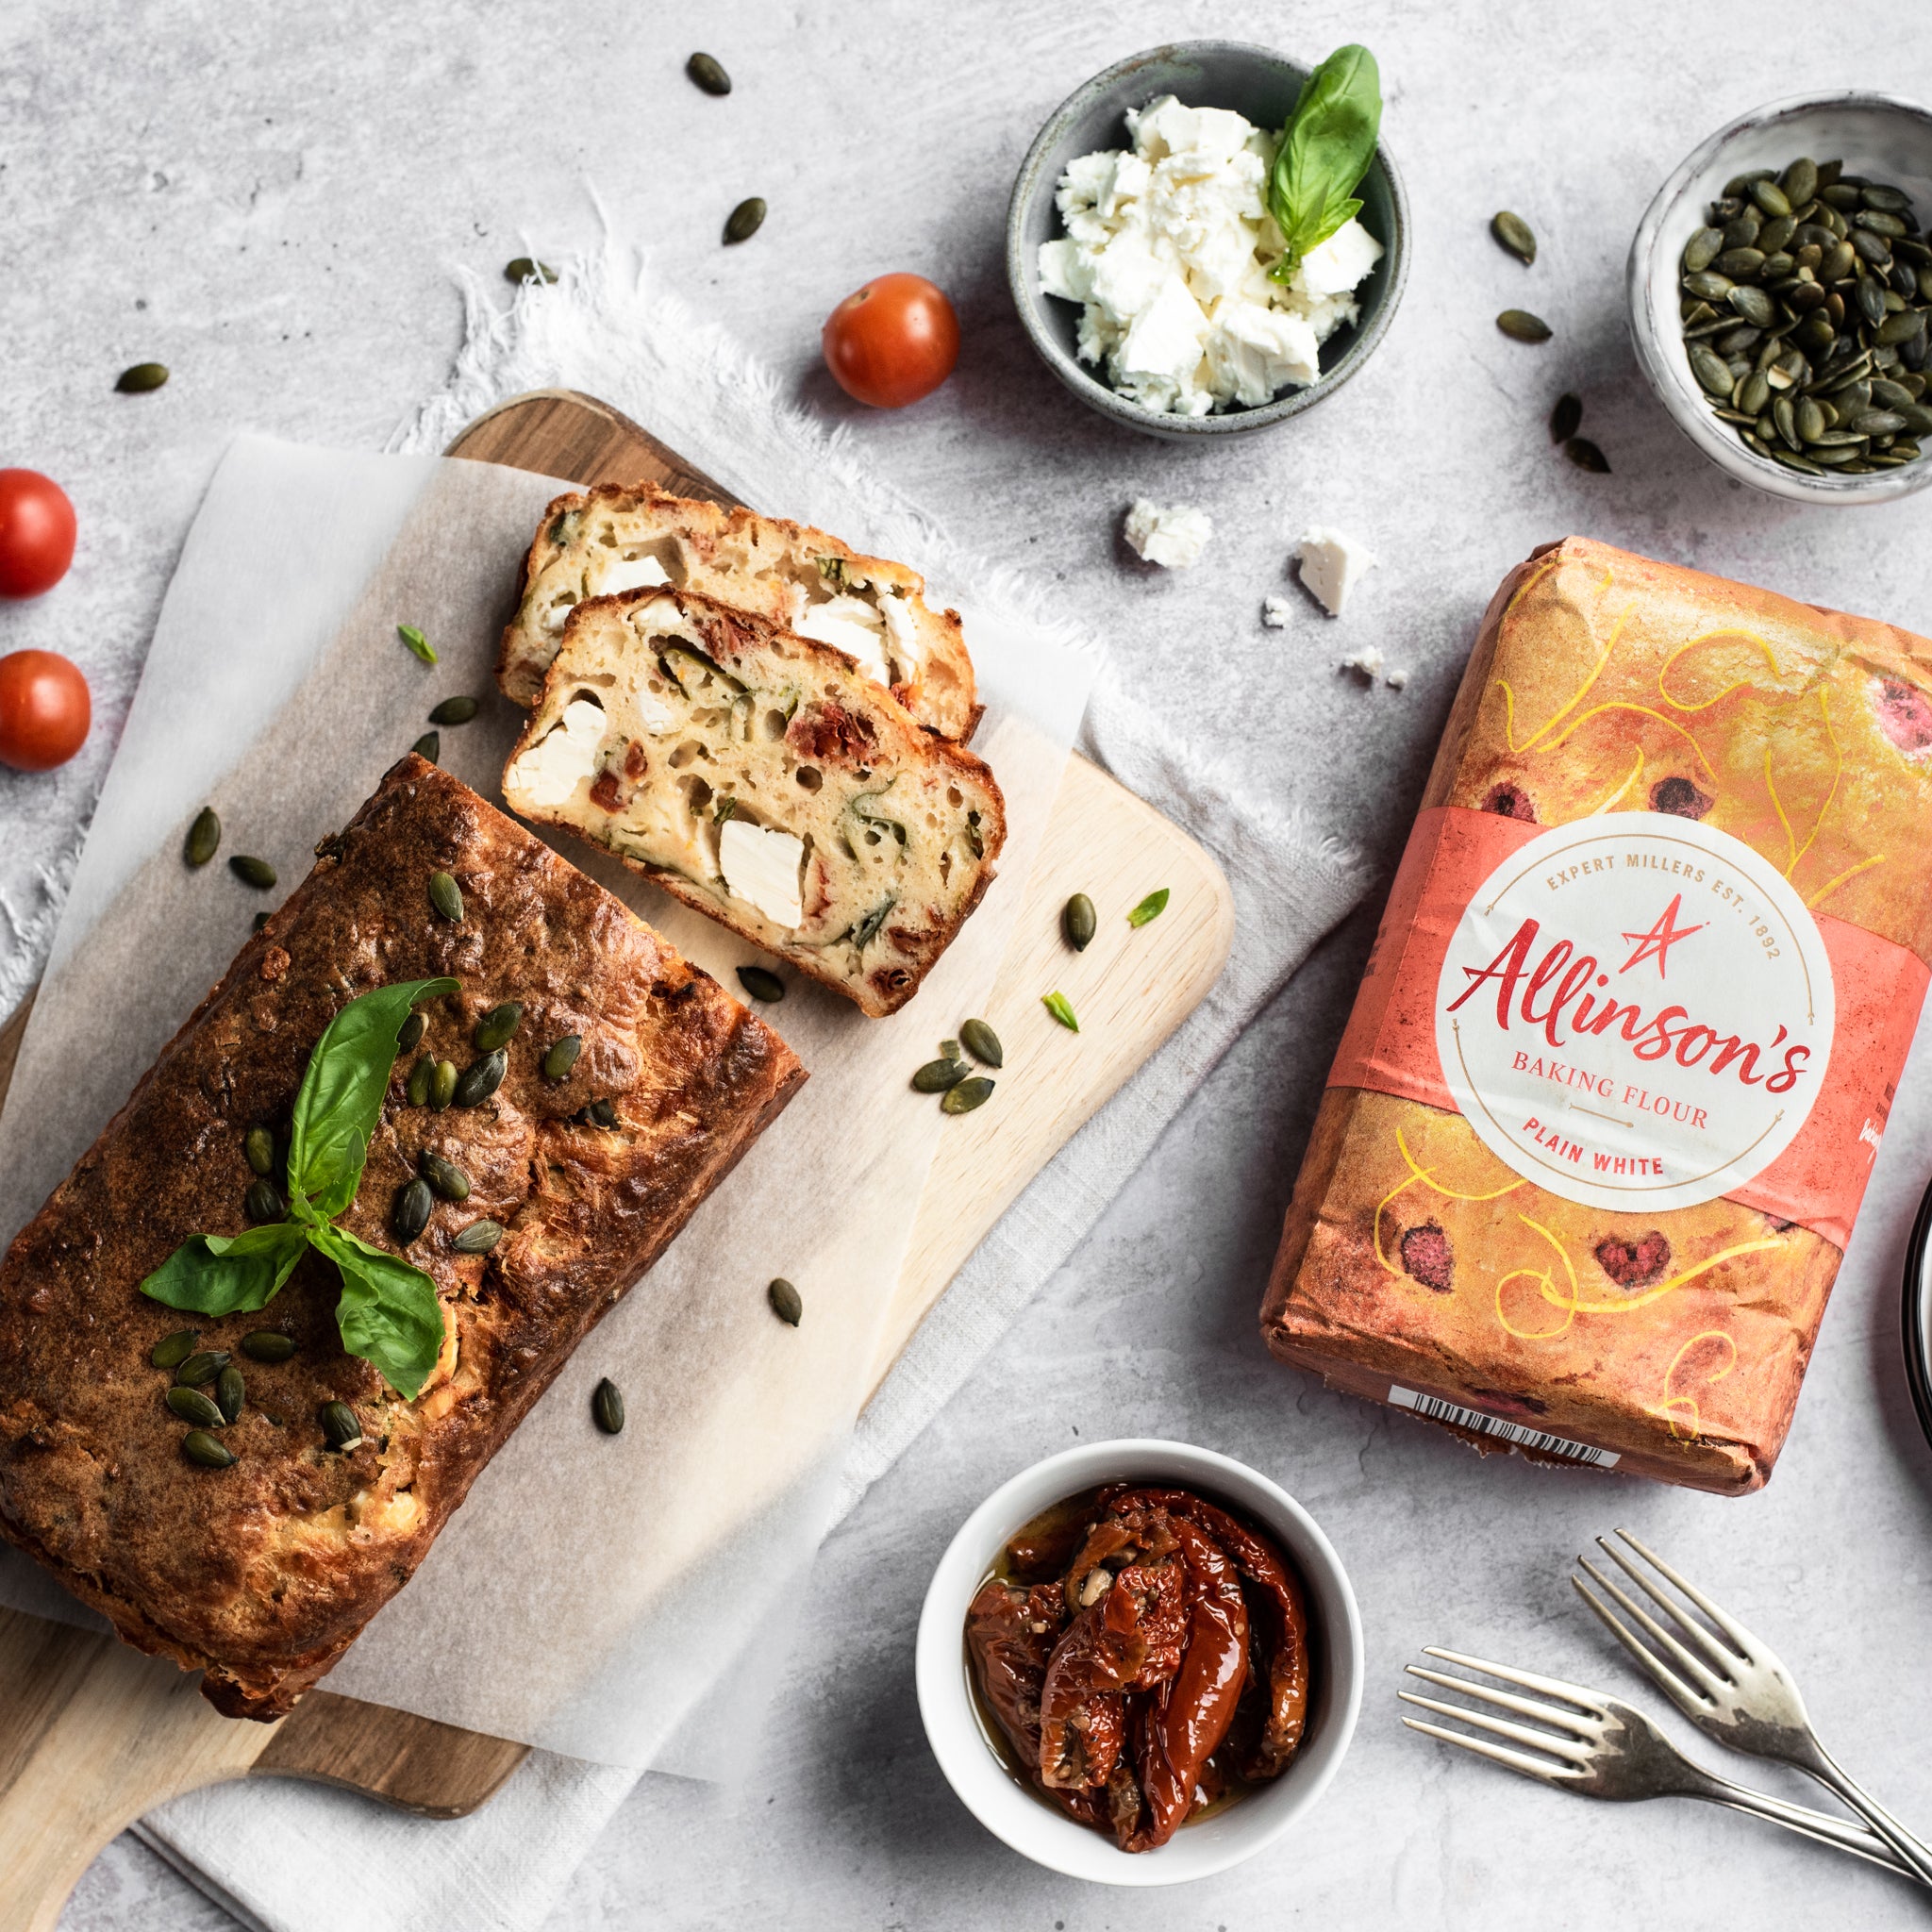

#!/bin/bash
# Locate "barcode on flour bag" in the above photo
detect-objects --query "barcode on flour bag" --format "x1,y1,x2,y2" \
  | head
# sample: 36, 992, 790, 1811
1388, 1386, 1621, 1469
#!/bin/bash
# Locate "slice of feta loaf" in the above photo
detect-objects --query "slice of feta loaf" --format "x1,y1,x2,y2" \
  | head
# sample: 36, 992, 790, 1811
503, 587, 1006, 1017
499, 483, 980, 742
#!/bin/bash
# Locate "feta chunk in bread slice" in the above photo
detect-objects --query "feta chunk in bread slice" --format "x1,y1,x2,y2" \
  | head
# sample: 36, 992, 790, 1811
500, 483, 979, 742
503, 587, 1006, 1018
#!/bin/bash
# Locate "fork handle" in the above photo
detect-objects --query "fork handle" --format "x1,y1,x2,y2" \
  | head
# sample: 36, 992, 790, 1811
1805, 1749, 1932, 1888
1702, 1789, 1919, 1882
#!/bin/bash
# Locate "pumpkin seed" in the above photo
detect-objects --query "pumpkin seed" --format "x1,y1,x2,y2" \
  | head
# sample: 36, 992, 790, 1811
167, 1386, 225, 1427
591, 1378, 626, 1435
1491, 210, 1536, 265
244, 1125, 276, 1177
504, 258, 558, 285
182, 1429, 236, 1469
912, 1057, 971, 1092
1041, 990, 1079, 1032
428, 694, 480, 726
454, 1218, 504, 1254
152, 1329, 200, 1371
1737, 371, 1771, 416
419, 1149, 471, 1201
429, 870, 464, 923
475, 1000, 524, 1051
413, 731, 441, 763
1690, 344, 1735, 395
959, 1018, 1003, 1067
321, 1401, 364, 1451
431, 1058, 458, 1111
453, 1050, 507, 1108
1848, 408, 1908, 435
1683, 271, 1735, 302
1549, 392, 1583, 442
408, 1055, 435, 1107
184, 807, 221, 867
241, 1330, 296, 1362
1062, 892, 1097, 951
1774, 394, 1801, 451
736, 965, 784, 1003
1713, 247, 1764, 279
1896, 403, 1932, 435
230, 855, 276, 890
117, 361, 170, 392
1795, 397, 1828, 442
687, 51, 731, 94
1564, 437, 1611, 473
542, 1032, 584, 1079
397, 623, 437, 665
941, 1075, 995, 1116
396, 1011, 426, 1057
175, 1350, 230, 1388
392, 1177, 433, 1243
1128, 887, 1171, 928
1781, 158, 1820, 208
1877, 309, 1926, 347
1851, 229, 1891, 267
1857, 210, 1908, 240
1749, 179, 1792, 219
1496, 308, 1552, 343
767, 1277, 803, 1326
244, 1178, 285, 1224
1863, 184, 1912, 214
584, 1097, 616, 1127
1772, 448, 1825, 474
724, 197, 766, 244
1729, 285, 1775, 328
1682, 226, 1724, 274
216, 1364, 245, 1424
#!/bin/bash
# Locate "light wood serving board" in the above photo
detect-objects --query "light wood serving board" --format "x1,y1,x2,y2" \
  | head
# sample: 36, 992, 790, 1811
0, 390, 1231, 1932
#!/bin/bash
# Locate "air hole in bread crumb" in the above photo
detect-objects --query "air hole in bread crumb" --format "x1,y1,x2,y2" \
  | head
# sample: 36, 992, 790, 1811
668, 741, 704, 770
946, 786, 963, 808
680, 775, 713, 816
763, 709, 790, 740
796, 766, 823, 791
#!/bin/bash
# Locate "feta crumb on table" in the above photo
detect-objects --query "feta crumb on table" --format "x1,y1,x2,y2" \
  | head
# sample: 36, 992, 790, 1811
1262, 595, 1291, 627
1341, 646, 1386, 681
1296, 526, 1376, 617
1385, 667, 1409, 691
1123, 499, 1213, 569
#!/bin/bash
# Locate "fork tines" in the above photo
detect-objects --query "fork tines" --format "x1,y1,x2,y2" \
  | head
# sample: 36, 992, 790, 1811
1571, 1527, 1742, 1717
1397, 1647, 1605, 1784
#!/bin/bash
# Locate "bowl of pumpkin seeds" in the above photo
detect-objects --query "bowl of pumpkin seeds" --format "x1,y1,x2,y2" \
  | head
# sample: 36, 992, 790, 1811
1630, 92, 1932, 502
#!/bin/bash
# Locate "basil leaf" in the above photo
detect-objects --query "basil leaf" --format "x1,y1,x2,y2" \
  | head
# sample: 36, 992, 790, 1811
1267, 44, 1382, 277
139, 1223, 311, 1316
310, 1224, 446, 1400
288, 978, 458, 1221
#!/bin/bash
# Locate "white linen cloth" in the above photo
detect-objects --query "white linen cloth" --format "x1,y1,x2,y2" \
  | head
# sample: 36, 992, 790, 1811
116, 249, 1373, 1930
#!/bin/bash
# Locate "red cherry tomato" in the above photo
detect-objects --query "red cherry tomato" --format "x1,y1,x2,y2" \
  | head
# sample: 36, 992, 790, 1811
821, 274, 960, 408
0, 470, 77, 598
0, 650, 91, 771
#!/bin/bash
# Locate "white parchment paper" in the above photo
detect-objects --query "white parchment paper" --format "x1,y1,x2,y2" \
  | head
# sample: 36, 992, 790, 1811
0, 433, 1094, 1766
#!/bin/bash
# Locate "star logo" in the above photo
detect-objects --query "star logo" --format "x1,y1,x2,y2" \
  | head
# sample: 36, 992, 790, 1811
1619, 892, 1707, 978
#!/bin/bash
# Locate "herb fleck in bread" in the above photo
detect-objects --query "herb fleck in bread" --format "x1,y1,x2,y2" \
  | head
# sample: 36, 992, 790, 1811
499, 482, 981, 741
503, 586, 1007, 1017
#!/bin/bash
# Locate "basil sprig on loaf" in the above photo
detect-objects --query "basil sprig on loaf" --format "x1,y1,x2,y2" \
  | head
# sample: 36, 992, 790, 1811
140, 979, 457, 1398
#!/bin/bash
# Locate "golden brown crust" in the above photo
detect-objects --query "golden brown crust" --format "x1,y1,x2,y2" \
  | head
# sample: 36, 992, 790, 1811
0, 758, 804, 1717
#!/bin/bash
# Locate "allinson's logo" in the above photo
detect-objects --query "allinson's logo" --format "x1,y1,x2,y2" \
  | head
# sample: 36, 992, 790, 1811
1435, 812, 1835, 1214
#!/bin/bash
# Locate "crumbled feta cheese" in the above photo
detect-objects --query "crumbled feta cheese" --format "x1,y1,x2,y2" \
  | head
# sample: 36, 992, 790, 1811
795, 595, 893, 687
1262, 595, 1292, 627
718, 819, 806, 927
1341, 647, 1386, 682
1297, 526, 1377, 617
586, 552, 671, 599
1039, 95, 1384, 417
507, 697, 608, 808
1124, 500, 1213, 570
1385, 668, 1409, 691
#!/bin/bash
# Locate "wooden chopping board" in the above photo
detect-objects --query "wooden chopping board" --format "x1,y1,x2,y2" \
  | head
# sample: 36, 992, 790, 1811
0, 390, 1231, 1932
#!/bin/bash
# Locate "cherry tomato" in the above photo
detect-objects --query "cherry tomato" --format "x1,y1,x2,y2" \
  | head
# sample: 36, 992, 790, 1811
821, 274, 960, 408
0, 650, 91, 771
0, 470, 77, 598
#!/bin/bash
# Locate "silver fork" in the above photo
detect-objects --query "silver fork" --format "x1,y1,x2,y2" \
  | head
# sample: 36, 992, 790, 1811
1574, 1527, 1932, 1888
1399, 1647, 1916, 1879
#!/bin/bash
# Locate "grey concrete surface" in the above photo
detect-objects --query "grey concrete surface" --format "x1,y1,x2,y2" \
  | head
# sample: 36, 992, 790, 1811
10, 0, 1932, 1925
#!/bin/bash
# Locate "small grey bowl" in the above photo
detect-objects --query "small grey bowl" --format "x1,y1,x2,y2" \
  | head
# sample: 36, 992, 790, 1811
1006, 41, 1408, 442
1629, 91, 1932, 505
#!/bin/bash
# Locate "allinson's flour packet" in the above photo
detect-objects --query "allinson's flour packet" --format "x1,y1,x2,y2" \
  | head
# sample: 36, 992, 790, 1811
1262, 537, 1932, 1492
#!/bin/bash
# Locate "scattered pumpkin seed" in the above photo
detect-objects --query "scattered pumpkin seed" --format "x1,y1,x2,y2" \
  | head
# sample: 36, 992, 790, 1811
397, 1011, 426, 1056
454, 1050, 508, 1108
687, 51, 731, 94
1128, 888, 1170, 928
1549, 392, 1582, 442
429, 694, 480, 726
117, 361, 170, 393
184, 808, 221, 867
1041, 991, 1079, 1032
504, 258, 558, 285
244, 1178, 285, 1224
592, 1377, 626, 1435
941, 1075, 995, 1115
244, 1125, 276, 1177
408, 1055, 435, 1108
1490, 210, 1536, 265
429, 870, 464, 923
475, 1001, 524, 1051
724, 197, 766, 244
230, 855, 277, 890
321, 1401, 364, 1451
241, 1330, 297, 1363
767, 1277, 803, 1326
391, 1177, 433, 1243
431, 1058, 458, 1110
182, 1429, 236, 1469
737, 965, 785, 1003
586, 1097, 618, 1127
1497, 308, 1552, 343
959, 1018, 1003, 1067
397, 623, 437, 665
216, 1363, 245, 1424
912, 1057, 971, 1092
167, 1386, 225, 1427
543, 1033, 583, 1080
152, 1329, 201, 1371
419, 1149, 471, 1201
1564, 436, 1611, 473
941, 1039, 961, 1060
175, 1350, 230, 1388
253, 910, 272, 932
454, 1218, 505, 1254
413, 730, 441, 762
1062, 892, 1097, 951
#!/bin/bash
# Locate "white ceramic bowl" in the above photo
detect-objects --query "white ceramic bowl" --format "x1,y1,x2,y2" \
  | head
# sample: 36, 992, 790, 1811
1629, 91, 1932, 505
915, 1439, 1363, 1887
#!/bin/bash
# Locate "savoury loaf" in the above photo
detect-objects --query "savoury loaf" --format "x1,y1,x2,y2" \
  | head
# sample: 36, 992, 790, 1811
499, 482, 981, 741
0, 756, 804, 1718
503, 586, 1007, 1018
